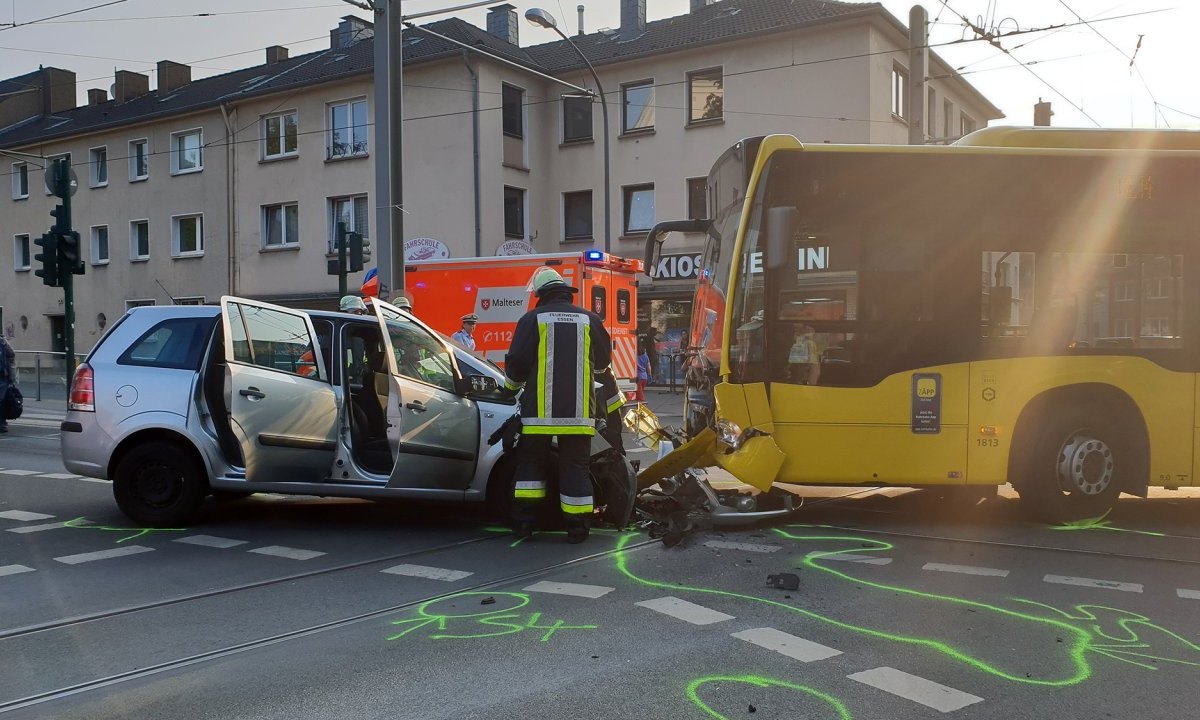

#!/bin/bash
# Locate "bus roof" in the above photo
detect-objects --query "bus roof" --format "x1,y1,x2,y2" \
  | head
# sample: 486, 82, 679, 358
953, 126, 1200, 151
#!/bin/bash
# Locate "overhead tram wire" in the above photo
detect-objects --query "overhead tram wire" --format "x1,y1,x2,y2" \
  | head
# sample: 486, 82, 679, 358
0, 0, 127, 31
28, 4, 346, 24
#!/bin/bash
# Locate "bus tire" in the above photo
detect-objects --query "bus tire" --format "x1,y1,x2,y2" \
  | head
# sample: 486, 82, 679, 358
1015, 406, 1127, 523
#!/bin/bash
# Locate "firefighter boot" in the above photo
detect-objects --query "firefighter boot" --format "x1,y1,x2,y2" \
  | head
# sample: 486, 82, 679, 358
565, 516, 590, 544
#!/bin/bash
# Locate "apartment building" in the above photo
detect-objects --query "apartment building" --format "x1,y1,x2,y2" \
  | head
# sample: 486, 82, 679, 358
0, 0, 1002, 354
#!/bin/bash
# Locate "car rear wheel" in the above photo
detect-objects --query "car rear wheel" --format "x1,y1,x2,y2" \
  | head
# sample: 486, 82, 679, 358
1015, 407, 1125, 523
113, 441, 208, 527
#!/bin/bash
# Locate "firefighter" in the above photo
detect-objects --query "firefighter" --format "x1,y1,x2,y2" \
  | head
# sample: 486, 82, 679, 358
503, 267, 612, 543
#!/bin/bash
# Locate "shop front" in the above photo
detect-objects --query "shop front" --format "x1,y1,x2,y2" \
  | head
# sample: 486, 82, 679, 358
638, 250, 702, 387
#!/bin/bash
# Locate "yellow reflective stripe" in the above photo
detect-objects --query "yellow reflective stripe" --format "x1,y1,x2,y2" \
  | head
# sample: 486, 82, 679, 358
514, 488, 547, 499
561, 502, 594, 515
582, 327, 591, 419
537, 321, 549, 418
503, 376, 524, 391
521, 425, 595, 436
606, 394, 624, 414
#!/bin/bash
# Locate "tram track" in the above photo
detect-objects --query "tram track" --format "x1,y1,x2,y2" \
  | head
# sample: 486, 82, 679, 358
0, 534, 661, 714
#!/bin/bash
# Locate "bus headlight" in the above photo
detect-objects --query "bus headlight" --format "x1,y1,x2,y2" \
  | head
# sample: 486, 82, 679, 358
716, 418, 746, 450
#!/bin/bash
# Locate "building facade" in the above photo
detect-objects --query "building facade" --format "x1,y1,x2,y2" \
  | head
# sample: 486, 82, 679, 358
1, 0, 1002, 357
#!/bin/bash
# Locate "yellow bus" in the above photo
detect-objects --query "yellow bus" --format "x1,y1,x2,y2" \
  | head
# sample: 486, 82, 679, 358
644, 128, 1200, 521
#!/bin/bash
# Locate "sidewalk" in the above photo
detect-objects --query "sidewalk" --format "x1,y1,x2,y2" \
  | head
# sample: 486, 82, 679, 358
19, 398, 67, 419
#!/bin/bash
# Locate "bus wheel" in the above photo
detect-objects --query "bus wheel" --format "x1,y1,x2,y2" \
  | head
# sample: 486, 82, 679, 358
1017, 410, 1124, 523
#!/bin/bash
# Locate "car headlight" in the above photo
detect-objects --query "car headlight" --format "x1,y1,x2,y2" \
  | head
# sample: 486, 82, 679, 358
716, 418, 745, 451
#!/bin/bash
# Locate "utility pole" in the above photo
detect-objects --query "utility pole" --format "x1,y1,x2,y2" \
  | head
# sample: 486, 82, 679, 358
908, 5, 928, 145
365, 0, 404, 301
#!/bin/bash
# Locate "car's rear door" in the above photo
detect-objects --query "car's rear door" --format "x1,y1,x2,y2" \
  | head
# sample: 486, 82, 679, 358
221, 297, 338, 484
372, 299, 479, 490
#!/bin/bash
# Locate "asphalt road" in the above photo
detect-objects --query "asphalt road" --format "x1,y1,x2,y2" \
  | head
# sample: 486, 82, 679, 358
4, 412, 1200, 719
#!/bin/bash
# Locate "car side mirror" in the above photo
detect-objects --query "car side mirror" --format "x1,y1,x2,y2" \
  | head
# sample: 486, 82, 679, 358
458, 373, 499, 397
765, 206, 798, 272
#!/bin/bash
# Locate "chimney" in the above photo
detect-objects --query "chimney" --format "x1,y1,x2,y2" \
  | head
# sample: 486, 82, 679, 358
40, 67, 77, 114
331, 15, 373, 49
577, 4, 585, 36
113, 70, 150, 103
266, 45, 289, 65
690, 0, 714, 11
87, 88, 108, 106
620, 0, 645, 36
486, 4, 518, 45
156, 60, 191, 95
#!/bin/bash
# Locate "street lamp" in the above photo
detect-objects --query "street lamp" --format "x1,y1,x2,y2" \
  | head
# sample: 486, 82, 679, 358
526, 7, 611, 252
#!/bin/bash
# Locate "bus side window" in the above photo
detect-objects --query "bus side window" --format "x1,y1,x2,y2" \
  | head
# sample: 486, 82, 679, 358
617, 289, 631, 324
591, 285, 607, 318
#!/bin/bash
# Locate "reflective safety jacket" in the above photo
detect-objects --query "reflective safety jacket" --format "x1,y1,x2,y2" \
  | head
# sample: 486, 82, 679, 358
504, 295, 612, 435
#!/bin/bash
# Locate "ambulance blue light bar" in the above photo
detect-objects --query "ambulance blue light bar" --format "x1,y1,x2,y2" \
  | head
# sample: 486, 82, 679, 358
583, 250, 605, 264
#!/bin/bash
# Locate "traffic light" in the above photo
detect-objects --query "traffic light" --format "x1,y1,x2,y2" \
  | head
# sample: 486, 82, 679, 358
348, 231, 364, 272
49, 203, 69, 232
33, 232, 61, 287
59, 230, 84, 275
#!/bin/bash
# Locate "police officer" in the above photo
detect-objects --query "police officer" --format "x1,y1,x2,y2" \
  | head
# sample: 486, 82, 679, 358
452, 313, 478, 351
340, 295, 368, 315
503, 267, 612, 543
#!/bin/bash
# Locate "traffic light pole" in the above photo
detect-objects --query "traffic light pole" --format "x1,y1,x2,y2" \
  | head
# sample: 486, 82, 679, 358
337, 221, 348, 298
56, 159, 77, 379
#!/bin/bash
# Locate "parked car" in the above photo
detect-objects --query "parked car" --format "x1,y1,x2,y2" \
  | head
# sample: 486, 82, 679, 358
61, 297, 523, 526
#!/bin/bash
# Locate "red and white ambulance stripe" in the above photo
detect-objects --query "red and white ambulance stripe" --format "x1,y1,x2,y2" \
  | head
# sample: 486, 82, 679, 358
611, 334, 638, 381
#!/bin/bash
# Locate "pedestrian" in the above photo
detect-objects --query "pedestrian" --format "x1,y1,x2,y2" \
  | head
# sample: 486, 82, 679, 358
635, 339, 650, 402
340, 295, 368, 315
502, 267, 612, 544
788, 324, 820, 385
646, 326, 661, 384
0, 335, 15, 434
451, 313, 478, 351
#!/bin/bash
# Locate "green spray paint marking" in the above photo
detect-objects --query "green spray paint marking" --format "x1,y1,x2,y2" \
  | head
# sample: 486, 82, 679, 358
63, 517, 186, 544
387, 592, 596, 642
1048, 515, 1166, 537
687, 675, 852, 720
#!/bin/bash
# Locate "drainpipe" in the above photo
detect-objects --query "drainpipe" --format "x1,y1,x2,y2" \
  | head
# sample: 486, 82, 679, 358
219, 102, 238, 295
463, 51, 481, 257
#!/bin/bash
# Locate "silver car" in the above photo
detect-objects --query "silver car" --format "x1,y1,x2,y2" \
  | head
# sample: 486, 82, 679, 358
61, 297, 518, 526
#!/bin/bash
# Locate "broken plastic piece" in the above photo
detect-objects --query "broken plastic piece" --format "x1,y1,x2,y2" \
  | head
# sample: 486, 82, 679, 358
766, 573, 800, 591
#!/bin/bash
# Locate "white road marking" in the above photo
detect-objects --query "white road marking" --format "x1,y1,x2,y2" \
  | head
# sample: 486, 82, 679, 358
848, 666, 984, 713
634, 596, 734, 625
382, 563, 473, 582
79, 478, 109, 484
7, 521, 70, 534
923, 562, 1010, 578
9, 419, 63, 429
732, 627, 842, 662
0, 510, 55, 521
806, 551, 892, 566
174, 535, 248, 549
37, 473, 81, 479
0, 469, 42, 476
703, 540, 783, 554
54, 546, 154, 565
0, 564, 36, 577
248, 545, 326, 561
1176, 588, 1200, 601
1043, 574, 1143, 593
523, 580, 615, 598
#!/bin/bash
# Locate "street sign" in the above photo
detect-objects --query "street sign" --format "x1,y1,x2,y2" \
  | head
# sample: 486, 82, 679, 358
43, 163, 78, 198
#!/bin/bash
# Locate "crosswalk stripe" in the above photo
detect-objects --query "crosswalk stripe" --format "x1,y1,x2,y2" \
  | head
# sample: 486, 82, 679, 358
7, 521, 69, 533
248, 545, 326, 560
0, 564, 36, 577
703, 540, 783, 554
37, 473, 82, 479
0, 469, 42, 476
523, 581, 615, 598
382, 564, 473, 582
54, 546, 155, 565
1043, 574, 1143, 593
806, 552, 892, 566
923, 562, 1010, 577
0, 510, 55, 521
848, 666, 984, 713
635, 596, 734, 625
732, 627, 842, 662
174, 535, 248, 549
1176, 588, 1200, 600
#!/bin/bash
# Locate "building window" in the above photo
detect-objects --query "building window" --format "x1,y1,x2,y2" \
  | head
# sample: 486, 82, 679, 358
262, 111, 298, 159
504, 186, 526, 239
89, 146, 108, 187
263, 203, 300, 248
90, 225, 109, 265
328, 98, 368, 159
12, 162, 28, 199
563, 95, 592, 142
175, 296, 206, 306
891, 64, 908, 120
623, 184, 655, 235
1115, 281, 1135, 301
13, 234, 30, 271
1146, 277, 1170, 299
622, 80, 655, 133
126, 299, 156, 310
943, 99, 954, 138
328, 195, 368, 252
563, 191, 592, 240
172, 214, 203, 256
130, 220, 149, 261
687, 68, 723, 124
686, 177, 707, 220
171, 129, 203, 174
129, 139, 149, 181
502, 84, 524, 139
961, 112, 977, 136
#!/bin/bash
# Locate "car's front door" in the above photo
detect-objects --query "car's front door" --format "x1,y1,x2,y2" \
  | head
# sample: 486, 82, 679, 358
221, 297, 338, 484
372, 299, 479, 490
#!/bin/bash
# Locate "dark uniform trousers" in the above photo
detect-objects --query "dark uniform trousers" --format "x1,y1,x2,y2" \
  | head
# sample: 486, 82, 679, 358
511, 434, 592, 526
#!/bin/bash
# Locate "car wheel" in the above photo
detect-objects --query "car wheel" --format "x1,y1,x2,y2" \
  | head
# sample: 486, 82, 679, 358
113, 441, 208, 527
1015, 408, 1125, 524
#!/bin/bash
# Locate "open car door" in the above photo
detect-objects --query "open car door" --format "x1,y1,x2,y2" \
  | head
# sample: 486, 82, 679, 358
372, 299, 480, 490
221, 297, 338, 484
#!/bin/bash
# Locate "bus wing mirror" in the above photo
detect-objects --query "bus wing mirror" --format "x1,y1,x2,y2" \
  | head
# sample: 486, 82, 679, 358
644, 219, 710, 276
765, 206, 798, 272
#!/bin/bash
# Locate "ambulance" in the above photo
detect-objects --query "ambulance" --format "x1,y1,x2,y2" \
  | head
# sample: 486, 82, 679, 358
403, 250, 643, 389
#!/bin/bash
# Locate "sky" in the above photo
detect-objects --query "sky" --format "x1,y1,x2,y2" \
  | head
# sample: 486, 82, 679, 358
1, 0, 1196, 129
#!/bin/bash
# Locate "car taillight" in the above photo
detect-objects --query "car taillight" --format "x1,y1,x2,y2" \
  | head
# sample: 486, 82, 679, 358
69, 363, 95, 412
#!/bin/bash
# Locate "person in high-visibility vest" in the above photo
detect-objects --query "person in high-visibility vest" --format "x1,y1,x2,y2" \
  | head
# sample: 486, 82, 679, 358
503, 267, 612, 543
